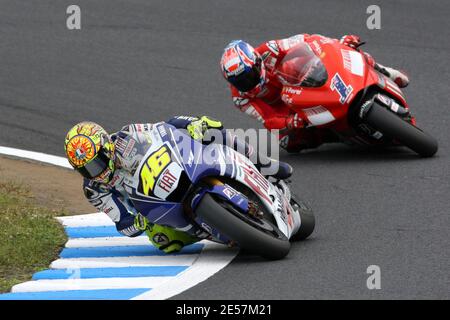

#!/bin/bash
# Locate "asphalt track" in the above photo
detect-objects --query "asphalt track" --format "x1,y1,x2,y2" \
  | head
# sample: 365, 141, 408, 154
0, 0, 449, 299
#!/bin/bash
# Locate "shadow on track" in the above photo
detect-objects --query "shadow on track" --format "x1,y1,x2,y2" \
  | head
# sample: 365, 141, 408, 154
280, 144, 439, 165
233, 238, 317, 264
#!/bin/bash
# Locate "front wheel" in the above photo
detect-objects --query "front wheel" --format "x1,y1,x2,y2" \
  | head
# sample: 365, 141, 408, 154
195, 193, 291, 260
364, 103, 438, 157
290, 197, 315, 241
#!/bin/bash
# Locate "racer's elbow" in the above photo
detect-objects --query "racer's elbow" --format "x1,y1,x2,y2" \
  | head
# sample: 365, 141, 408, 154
116, 223, 143, 237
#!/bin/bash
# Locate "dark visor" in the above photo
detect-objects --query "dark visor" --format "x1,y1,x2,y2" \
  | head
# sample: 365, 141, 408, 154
77, 149, 110, 179
229, 61, 261, 92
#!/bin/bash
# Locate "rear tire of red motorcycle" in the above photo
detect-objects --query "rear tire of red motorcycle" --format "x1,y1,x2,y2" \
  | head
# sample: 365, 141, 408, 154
365, 103, 438, 157
195, 193, 291, 260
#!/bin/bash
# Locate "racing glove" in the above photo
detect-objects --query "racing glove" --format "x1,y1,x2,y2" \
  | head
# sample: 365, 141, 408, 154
264, 114, 304, 131
340, 35, 364, 49
285, 113, 304, 130
134, 213, 198, 254
186, 116, 223, 140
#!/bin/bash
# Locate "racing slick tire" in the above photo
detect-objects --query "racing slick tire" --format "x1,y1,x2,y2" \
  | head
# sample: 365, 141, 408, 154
365, 103, 438, 157
195, 193, 291, 260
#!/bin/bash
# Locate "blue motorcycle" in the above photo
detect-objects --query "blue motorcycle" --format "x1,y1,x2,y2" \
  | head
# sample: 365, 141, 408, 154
126, 123, 315, 260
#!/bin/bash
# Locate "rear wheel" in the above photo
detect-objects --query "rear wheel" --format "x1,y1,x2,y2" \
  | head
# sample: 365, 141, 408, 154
195, 193, 290, 260
364, 103, 438, 157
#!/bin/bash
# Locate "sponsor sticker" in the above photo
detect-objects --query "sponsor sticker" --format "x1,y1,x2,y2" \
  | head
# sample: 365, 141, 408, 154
376, 94, 392, 106
359, 100, 373, 118
153, 162, 183, 199
157, 168, 178, 193
303, 106, 336, 126
285, 87, 302, 95
157, 124, 167, 137
222, 186, 238, 199
117, 138, 136, 158
341, 49, 364, 76
330, 73, 353, 104
201, 222, 213, 234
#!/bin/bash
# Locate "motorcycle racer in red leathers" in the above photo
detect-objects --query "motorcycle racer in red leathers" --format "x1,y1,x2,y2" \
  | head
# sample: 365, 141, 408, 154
220, 34, 410, 152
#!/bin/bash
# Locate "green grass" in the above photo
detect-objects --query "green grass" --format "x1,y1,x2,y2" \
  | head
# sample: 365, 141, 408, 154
0, 182, 67, 293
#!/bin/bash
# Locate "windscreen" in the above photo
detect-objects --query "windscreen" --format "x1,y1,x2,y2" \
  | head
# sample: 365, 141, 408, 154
276, 42, 328, 87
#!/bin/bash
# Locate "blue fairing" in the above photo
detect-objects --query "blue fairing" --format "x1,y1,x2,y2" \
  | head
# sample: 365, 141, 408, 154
166, 125, 230, 181
128, 123, 248, 242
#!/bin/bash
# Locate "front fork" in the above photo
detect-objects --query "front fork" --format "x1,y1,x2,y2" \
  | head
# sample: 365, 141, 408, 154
186, 177, 242, 246
355, 92, 415, 141
359, 93, 411, 120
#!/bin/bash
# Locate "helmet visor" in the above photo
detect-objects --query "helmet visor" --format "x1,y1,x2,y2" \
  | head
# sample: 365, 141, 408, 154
77, 149, 111, 180
229, 61, 262, 92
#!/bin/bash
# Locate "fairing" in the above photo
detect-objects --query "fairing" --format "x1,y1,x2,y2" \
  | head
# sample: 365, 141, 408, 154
124, 123, 300, 243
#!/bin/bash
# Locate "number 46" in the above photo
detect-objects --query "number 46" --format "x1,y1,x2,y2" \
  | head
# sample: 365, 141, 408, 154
140, 146, 171, 195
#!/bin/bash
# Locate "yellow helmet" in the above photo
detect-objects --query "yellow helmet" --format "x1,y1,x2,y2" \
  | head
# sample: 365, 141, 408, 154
64, 121, 115, 183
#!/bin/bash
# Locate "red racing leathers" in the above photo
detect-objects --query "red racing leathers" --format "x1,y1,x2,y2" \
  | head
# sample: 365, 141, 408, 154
229, 34, 377, 152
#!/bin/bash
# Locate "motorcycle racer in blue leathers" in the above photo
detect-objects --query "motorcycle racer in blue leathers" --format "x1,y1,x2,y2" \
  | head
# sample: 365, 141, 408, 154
64, 116, 293, 253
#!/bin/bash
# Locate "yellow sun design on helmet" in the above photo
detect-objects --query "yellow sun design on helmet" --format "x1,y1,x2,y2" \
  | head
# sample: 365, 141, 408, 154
66, 135, 97, 167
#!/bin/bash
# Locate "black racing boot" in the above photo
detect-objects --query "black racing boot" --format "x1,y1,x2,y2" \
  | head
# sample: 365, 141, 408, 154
224, 129, 293, 180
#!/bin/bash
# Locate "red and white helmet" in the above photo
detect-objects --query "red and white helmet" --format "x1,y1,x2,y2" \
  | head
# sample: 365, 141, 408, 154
220, 40, 266, 95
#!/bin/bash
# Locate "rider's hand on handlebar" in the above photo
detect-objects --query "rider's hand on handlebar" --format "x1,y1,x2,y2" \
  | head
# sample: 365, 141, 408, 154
187, 116, 223, 140
340, 35, 364, 49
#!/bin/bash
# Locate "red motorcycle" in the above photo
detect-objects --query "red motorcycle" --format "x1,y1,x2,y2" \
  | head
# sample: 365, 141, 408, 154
276, 35, 438, 157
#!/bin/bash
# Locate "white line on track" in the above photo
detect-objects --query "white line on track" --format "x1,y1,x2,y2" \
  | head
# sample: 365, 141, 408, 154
133, 242, 238, 300
57, 213, 115, 227
65, 236, 150, 248
11, 277, 171, 293
51, 255, 199, 269
0, 146, 72, 168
